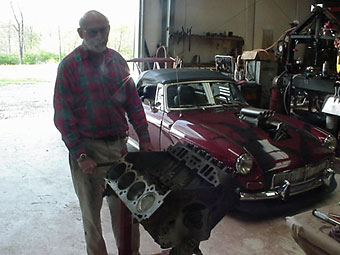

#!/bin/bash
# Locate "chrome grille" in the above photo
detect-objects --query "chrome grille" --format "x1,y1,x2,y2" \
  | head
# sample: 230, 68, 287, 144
271, 160, 329, 188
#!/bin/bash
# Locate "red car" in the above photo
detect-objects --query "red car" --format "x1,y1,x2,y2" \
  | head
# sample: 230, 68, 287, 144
127, 68, 337, 201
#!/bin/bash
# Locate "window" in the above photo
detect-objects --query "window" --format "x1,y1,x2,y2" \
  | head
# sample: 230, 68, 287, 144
166, 81, 246, 109
210, 82, 246, 104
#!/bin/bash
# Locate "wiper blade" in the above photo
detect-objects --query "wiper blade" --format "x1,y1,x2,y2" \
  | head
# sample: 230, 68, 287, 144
180, 104, 197, 107
197, 103, 213, 106
218, 102, 239, 108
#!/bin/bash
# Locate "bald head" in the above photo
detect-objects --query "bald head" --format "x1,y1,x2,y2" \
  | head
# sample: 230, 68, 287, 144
78, 10, 110, 53
79, 10, 109, 29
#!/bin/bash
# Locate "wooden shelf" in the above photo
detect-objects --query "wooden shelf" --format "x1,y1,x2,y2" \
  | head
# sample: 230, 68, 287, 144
170, 33, 244, 42
168, 33, 244, 68
190, 34, 244, 41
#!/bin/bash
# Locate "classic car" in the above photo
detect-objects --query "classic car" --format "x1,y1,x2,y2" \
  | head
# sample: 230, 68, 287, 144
127, 68, 337, 201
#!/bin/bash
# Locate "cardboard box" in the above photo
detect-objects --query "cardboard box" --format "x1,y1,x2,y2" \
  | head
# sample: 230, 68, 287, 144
241, 50, 277, 62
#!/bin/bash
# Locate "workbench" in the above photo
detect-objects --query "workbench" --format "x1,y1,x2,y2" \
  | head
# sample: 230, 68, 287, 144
286, 203, 340, 255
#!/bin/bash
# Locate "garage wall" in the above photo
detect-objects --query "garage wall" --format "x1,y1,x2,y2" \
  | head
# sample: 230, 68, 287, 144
253, 0, 313, 49
139, 0, 163, 57
141, 0, 314, 58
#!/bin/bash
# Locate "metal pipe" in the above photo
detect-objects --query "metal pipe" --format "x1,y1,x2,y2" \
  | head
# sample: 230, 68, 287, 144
252, 0, 256, 49
138, 0, 144, 58
166, 0, 172, 48
313, 209, 340, 225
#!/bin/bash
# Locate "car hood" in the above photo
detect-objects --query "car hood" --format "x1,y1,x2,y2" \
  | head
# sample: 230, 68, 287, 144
169, 107, 332, 172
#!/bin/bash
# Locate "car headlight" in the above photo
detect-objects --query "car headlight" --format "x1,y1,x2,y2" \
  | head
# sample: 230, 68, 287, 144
236, 153, 253, 174
323, 134, 337, 151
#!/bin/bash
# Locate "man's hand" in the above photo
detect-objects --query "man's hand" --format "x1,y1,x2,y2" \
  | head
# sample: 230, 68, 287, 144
139, 141, 154, 151
78, 157, 97, 174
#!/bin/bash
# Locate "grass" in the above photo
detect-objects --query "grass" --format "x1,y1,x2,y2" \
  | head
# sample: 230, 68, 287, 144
0, 64, 58, 86
0, 78, 50, 85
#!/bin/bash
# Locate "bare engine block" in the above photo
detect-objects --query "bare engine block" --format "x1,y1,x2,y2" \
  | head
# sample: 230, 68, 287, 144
104, 142, 239, 253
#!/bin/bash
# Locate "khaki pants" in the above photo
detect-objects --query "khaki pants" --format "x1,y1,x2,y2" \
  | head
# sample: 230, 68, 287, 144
69, 138, 140, 255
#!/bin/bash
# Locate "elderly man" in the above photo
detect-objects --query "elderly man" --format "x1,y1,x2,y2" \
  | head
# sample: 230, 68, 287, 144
53, 10, 152, 255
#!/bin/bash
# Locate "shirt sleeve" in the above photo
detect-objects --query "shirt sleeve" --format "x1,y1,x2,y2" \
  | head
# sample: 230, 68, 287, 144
53, 61, 85, 158
120, 61, 151, 144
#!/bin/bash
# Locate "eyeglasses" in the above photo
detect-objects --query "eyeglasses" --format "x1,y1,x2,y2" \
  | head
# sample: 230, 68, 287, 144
83, 26, 109, 37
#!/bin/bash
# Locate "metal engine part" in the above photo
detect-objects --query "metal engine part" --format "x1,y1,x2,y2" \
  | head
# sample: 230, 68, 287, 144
239, 106, 275, 126
240, 107, 275, 120
104, 142, 240, 254
239, 107, 289, 142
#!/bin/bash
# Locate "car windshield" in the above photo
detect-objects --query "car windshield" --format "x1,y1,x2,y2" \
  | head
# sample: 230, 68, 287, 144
166, 81, 247, 108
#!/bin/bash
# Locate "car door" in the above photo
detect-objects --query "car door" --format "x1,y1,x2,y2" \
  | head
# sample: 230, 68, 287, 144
143, 84, 165, 151
160, 112, 179, 150
127, 81, 160, 150
159, 84, 179, 149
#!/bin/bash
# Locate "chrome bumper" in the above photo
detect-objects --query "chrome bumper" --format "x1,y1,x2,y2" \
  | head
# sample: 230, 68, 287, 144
240, 168, 336, 201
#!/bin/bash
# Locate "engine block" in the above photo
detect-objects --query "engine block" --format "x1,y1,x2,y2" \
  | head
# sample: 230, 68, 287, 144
104, 142, 239, 252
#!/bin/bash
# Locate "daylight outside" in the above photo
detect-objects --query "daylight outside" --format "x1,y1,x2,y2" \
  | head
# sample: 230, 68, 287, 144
0, 0, 139, 120
0, 1, 143, 254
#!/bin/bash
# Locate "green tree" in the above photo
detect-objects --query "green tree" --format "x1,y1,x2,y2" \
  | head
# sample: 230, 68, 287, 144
0, 22, 13, 54
10, 1, 24, 64
109, 25, 133, 58
24, 26, 41, 53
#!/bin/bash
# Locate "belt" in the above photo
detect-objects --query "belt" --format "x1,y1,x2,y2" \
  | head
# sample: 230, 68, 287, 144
101, 135, 126, 141
84, 135, 126, 142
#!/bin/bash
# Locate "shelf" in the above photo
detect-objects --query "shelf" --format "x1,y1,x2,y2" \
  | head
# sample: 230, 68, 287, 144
168, 33, 244, 68
290, 34, 335, 41
170, 33, 244, 42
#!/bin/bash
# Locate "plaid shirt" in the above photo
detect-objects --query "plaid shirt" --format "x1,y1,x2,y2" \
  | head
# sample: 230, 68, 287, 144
54, 46, 150, 158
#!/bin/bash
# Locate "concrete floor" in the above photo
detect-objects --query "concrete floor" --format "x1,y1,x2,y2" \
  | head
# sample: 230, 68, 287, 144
1, 74, 340, 255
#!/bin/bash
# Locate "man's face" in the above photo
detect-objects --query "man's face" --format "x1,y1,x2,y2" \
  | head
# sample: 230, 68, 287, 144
79, 17, 110, 53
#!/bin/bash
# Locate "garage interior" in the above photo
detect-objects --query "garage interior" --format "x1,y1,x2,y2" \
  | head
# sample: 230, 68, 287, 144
1, 0, 340, 255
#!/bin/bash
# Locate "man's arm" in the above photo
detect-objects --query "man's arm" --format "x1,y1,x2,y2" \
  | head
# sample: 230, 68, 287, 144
53, 63, 86, 158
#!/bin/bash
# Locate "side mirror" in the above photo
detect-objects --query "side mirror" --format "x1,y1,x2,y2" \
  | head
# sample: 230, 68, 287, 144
151, 102, 161, 113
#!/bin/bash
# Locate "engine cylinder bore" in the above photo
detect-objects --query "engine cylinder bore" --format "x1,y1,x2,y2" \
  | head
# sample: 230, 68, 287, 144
136, 193, 156, 212
127, 181, 146, 201
117, 171, 136, 190
108, 163, 127, 180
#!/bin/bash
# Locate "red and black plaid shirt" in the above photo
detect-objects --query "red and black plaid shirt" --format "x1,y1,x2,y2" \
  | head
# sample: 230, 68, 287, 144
54, 46, 150, 158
